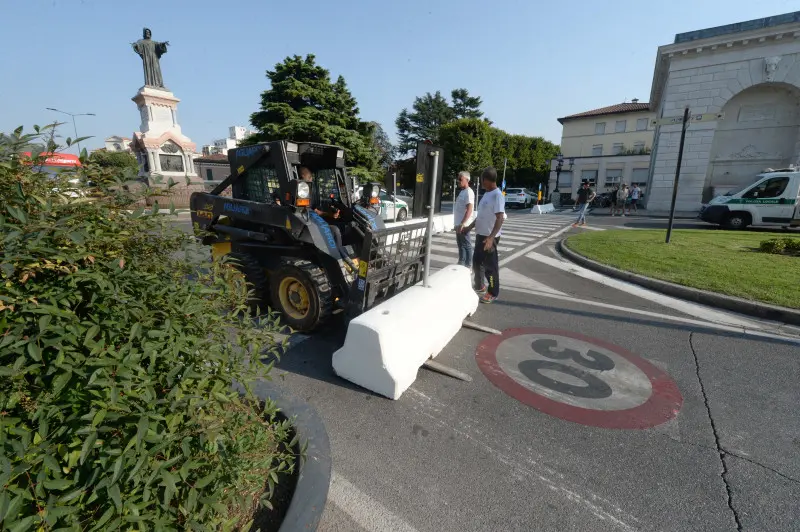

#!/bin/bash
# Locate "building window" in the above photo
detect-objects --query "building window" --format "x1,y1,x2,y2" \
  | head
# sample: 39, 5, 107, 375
636, 118, 649, 131
631, 168, 649, 188
633, 141, 645, 153
605, 169, 622, 188
581, 170, 597, 187
612, 143, 624, 155
205, 168, 213, 181
592, 144, 603, 156
595, 122, 606, 135
615, 120, 626, 133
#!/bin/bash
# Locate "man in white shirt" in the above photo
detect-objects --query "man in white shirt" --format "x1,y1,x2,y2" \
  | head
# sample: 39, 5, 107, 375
630, 184, 641, 214
463, 167, 505, 303
453, 170, 475, 267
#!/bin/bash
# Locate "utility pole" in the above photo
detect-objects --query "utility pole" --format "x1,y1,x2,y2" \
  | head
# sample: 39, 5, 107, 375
665, 107, 690, 244
502, 157, 507, 192
45, 108, 95, 155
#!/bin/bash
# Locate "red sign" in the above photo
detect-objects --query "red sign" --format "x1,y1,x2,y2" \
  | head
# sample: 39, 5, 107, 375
21, 152, 81, 167
476, 328, 683, 429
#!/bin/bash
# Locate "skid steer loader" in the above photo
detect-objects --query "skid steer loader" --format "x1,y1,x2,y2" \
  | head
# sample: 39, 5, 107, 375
189, 140, 431, 332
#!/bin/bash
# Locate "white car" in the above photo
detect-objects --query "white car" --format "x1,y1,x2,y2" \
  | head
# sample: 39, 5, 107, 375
504, 188, 534, 208
378, 191, 409, 222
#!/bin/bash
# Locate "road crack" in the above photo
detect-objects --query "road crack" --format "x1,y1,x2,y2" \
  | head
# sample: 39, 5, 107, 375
689, 332, 743, 531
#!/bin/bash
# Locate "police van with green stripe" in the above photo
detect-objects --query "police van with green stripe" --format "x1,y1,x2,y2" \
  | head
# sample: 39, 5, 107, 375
699, 168, 800, 230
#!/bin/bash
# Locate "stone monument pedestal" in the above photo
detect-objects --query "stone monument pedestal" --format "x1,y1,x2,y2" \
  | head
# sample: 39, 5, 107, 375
130, 86, 202, 191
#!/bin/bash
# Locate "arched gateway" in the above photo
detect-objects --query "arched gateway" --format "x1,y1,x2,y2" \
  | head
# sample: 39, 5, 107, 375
647, 12, 800, 214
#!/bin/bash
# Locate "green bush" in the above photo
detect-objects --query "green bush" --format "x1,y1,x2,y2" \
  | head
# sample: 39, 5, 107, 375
759, 237, 800, 255
0, 126, 295, 531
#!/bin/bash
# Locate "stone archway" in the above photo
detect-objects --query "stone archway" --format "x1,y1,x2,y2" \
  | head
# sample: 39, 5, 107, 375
704, 82, 800, 201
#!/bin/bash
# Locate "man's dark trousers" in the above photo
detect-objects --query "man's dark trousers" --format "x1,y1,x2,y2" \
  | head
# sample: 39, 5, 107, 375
472, 235, 500, 297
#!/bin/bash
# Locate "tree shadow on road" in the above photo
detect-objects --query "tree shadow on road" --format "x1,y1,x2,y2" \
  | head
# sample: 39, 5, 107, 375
498, 299, 800, 347
267, 316, 385, 398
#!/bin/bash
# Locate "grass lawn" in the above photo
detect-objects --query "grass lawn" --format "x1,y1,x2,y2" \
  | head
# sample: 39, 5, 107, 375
566, 229, 800, 309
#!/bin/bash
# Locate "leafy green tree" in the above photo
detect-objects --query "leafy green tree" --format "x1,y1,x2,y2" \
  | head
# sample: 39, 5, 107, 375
89, 149, 139, 173
450, 88, 484, 120
248, 54, 380, 177
395, 91, 455, 155
395, 88, 489, 156
369, 121, 395, 170
439, 118, 560, 189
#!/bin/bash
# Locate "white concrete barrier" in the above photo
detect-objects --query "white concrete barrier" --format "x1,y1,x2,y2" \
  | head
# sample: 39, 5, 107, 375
384, 213, 453, 233
531, 203, 555, 214
332, 265, 479, 399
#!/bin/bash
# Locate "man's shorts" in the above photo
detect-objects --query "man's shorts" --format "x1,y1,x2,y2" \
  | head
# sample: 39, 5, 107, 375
630, 198, 638, 206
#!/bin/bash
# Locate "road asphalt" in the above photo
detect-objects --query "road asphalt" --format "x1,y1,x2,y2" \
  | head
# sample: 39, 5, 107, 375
172, 206, 799, 531
268, 211, 799, 532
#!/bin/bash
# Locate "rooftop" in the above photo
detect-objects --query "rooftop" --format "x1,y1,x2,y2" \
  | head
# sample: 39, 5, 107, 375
674, 11, 800, 44
558, 102, 651, 124
194, 154, 228, 163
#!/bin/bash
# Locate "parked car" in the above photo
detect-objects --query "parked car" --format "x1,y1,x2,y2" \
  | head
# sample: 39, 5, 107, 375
504, 188, 534, 208
393, 188, 414, 209
378, 191, 409, 222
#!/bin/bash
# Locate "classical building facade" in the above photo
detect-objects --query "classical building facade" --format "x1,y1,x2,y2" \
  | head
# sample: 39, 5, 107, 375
646, 11, 800, 213
549, 102, 655, 201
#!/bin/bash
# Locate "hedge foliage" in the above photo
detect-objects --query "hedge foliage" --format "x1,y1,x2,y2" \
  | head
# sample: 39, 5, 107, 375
759, 237, 800, 255
0, 126, 294, 531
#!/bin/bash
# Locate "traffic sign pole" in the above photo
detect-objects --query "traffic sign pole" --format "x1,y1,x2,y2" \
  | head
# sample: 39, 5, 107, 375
665, 107, 691, 244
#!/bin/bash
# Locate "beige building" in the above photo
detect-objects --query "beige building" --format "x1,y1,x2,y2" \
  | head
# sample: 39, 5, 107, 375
103, 136, 133, 152
647, 11, 800, 214
549, 101, 655, 202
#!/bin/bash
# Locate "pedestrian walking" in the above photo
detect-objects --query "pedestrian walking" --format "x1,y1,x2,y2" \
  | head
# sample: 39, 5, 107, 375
609, 184, 619, 215
630, 183, 641, 214
463, 167, 505, 304
453, 170, 475, 267
572, 180, 596, 227
613, 184, 629, 216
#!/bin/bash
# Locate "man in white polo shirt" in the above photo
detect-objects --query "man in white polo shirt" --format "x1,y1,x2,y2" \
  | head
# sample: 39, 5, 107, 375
453, 170, 475, 267
462, 167, 505, 304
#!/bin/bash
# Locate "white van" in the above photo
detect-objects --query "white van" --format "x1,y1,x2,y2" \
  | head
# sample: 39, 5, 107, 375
699, 167, 800, 230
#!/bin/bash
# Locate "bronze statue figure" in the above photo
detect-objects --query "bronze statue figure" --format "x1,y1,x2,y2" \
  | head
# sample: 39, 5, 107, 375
132, 28, 169, 88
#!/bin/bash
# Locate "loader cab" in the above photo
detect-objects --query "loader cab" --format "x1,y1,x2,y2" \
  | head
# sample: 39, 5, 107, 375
229, 141, 353, 211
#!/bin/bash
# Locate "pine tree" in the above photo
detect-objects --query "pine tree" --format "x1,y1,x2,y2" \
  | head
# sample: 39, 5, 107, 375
249, 54, 379, 176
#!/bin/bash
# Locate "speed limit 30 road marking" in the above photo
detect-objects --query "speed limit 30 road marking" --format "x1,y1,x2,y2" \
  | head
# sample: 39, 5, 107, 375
476, 328, 683, 429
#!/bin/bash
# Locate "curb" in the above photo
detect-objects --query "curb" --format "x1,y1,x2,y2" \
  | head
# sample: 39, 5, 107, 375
251, 379, 332, 532
558, 238, 800, 327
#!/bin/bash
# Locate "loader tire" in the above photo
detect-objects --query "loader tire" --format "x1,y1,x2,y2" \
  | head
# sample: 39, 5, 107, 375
227, 252, 268, 315
269, 259, 333, 333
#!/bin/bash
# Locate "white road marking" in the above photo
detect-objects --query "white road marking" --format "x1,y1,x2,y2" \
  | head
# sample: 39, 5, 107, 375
329, 471, 420, 532
525, 251, 764, 329
405, 389, 640, 531
501, 267, 567, 295
428, 252, 458, 264
498, 224, 574, 267
430, 243, 514, 253
500, 283, 800, 345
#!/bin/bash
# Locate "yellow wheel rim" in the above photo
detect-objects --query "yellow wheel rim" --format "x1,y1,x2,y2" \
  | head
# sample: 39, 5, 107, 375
278, 276, 310, 320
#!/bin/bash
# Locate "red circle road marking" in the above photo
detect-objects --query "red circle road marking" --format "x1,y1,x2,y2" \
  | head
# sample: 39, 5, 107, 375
476, 327, 683, 429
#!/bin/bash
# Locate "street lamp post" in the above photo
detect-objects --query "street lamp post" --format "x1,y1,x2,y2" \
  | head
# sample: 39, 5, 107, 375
552, 154, 564, 206
45, 108, 95, 155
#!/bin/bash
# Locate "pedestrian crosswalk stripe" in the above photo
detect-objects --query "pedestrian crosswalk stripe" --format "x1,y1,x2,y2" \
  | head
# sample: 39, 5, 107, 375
502, 221, 565, 229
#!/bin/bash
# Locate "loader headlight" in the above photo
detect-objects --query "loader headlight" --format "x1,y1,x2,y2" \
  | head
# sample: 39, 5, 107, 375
297, 181, 310, 199
294, 180, 311, 207
362, 183, 381, 205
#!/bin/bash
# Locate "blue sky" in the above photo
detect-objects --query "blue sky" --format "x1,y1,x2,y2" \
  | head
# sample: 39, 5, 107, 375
1, 0, 796, 154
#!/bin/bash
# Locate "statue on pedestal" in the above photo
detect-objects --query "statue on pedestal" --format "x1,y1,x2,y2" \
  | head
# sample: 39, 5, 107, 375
132, 28, 169, 89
